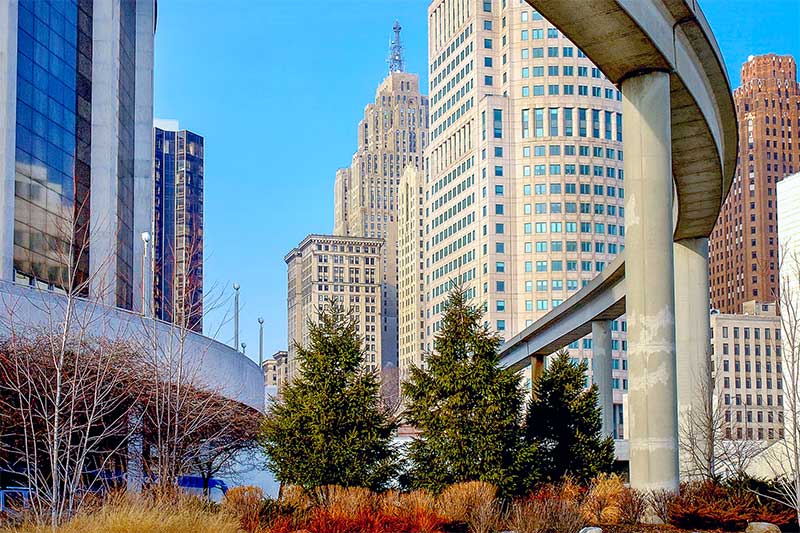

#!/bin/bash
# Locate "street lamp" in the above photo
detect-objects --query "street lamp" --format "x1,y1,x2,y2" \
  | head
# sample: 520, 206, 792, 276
140, 232, 151, 317
233, 283, 240, 350
258, 317, 265, 367
241, 342, 247, 356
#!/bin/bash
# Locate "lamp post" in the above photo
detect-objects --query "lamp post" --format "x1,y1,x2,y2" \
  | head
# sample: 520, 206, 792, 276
233, 283, 240, 350
140, 232, 150, 317
241, 342, 247, 356
258, 317, 264, 367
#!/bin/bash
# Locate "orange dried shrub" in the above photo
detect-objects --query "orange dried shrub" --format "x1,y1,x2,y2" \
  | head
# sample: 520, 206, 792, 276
580, 473, 625, 524
221, 485, 264, 533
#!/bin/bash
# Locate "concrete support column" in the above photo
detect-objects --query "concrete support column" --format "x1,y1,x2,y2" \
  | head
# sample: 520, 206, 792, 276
674, 237, 712, 479
592, 320, 614, 437
622, 71, 679, 491
530, 354, 545, 396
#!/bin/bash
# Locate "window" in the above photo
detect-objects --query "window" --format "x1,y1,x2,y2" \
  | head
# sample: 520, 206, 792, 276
484, 56, 493, 67
522, 109, 530, 139
483, 0, 492, 12
493, 109, 503, 138
484, 38, 493, 49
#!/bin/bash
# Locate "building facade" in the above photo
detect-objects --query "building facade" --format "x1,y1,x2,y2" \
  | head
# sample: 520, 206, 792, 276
709, 54, 800, 313
710, 300, 784, 441
406, 0, 628, 435
398, 167, 426, 382
332, 23, 429, 371
0, 0, 155, 311
777, 171, 800, 451
152, 121, 204, 332
285, 234, 383, 379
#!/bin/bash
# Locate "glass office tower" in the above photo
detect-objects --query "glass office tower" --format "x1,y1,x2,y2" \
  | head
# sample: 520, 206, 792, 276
0, 0, 155, 311
153, 124, 204, 333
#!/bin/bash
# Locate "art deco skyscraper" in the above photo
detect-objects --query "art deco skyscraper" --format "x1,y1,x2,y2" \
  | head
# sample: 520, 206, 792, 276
152, 121, 204, 332
401, 0, 628, 435
333, 22, 429, 370
709, 54, 800, 314
0, 0, 155, 312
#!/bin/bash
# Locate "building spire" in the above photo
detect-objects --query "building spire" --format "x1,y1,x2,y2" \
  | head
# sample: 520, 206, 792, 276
387, 20, 405, 74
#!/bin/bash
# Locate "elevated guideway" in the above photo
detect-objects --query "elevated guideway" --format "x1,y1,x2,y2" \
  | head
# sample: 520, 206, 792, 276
502, 0, 737, 490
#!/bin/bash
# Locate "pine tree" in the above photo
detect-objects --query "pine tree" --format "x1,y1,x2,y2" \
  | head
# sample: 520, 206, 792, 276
259, 301, 398, 491
524, 349, 615, 483
402, 287, 529, 496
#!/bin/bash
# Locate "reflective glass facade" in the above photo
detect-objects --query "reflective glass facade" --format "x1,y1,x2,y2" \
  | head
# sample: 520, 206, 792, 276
115, 0, 137, 309
13, 0, 92, 291
153, 128, 204, 332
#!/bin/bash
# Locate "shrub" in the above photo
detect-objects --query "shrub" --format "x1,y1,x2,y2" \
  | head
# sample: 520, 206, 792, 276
666, 480, 798, 532
515, 482, 584, 533
647, 488, 676, 524
279, 484, 314, 515
437, 481, 498, 524
580, 473, 624, 524
617, 487, 648, 525
310, 485, 377, 516
220, 485, 264, 533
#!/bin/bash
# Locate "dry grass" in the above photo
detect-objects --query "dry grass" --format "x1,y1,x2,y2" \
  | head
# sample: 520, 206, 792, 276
220, 485, 263, 532
437, 481, 502, 532
310, 485, 377, 517
4, 493, 238, 533
581, 473, 625, 525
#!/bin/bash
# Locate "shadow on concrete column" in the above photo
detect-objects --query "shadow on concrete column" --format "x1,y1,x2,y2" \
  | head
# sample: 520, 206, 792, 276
622, 70, 679, 491
593, 320, 614, 437
674, 237, 712, 479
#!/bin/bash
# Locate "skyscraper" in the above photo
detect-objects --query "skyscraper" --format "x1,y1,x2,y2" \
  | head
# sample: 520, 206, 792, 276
332, 22, 429, 370
709, 54, 800, 313
0, 0, 155, 311
285, 235, 384, 379
403, 0, 628, 434
152, 121, 204, 332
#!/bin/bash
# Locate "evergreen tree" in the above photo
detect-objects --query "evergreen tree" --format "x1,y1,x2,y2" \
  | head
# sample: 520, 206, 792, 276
524, 349, 615, 483
259, 302, 398, 491
402, 287, 530, 496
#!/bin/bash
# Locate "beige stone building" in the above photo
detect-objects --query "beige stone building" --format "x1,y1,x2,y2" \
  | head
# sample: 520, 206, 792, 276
333, 25, 429, 372
711, 300, 784, 441
285, 235, 384, 379
274, 350, 289, 397
403, 0, 628, 435
398, 167, 426, 381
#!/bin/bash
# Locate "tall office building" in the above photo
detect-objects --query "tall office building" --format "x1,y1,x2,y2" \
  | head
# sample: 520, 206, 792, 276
406, 0, 628, 434
0, 0, 155, 311
152, 121, 204, 332
398, 167, 425, 381
709, 54, 800, 313
285, 235, 383, 379
710, 300, 784, 442
332, 22, 429, 370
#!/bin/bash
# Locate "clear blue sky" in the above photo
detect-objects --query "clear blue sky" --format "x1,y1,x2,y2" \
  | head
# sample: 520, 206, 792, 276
153, 0, 800, 364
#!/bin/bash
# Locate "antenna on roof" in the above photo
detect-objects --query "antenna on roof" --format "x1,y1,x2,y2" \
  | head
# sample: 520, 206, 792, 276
388, 20, 405, 74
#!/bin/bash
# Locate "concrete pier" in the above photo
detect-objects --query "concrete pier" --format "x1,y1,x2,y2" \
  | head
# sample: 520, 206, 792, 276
592, 320, 614, 437
622, 71, 679, 491
674, 237, 712, 478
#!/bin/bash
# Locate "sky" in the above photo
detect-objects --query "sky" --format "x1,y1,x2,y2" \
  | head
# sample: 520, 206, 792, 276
153, 0, 800, 365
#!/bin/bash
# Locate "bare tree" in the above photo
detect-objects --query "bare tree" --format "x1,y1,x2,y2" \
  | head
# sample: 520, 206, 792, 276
680, 344, 764, 480
756, 248, 800, 524
0, 202, 145, 527
136, 237, 260, 493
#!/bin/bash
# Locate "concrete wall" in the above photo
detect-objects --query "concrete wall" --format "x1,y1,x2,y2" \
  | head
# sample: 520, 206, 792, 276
0, 280, 264, 411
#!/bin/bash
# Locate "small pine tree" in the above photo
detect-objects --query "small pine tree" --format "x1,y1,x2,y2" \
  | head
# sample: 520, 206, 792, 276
524, 349, 615, 483
259, 301, 398, 491
402, 286, 529, 496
